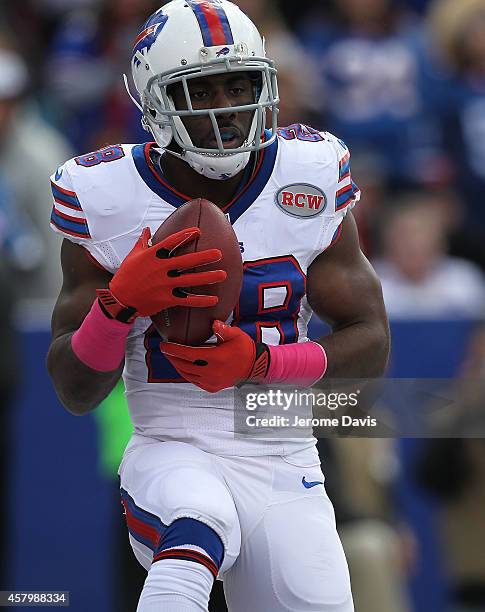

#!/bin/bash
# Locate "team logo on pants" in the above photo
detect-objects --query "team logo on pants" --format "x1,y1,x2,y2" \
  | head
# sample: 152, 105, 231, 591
275, 184, 327, 218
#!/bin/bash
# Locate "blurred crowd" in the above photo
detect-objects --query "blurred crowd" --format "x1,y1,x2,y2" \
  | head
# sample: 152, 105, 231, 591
1, 1, 485, 611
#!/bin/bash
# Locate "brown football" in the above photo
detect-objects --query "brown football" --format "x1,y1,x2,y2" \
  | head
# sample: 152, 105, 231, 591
150, 198, 243, 345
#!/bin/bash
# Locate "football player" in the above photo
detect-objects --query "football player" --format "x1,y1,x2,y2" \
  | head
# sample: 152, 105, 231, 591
47, 1, 390, 610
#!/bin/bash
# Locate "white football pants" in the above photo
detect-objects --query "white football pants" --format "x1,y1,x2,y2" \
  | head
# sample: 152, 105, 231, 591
119, 438, 354, 611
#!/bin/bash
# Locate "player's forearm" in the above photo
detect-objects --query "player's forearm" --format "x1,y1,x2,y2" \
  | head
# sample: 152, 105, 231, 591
47, 297, 132, 414
46, 332, 122, 415
317, 319, 390, 379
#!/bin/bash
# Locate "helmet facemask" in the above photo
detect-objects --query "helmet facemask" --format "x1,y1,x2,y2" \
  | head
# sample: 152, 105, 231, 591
139, 54, 279, 180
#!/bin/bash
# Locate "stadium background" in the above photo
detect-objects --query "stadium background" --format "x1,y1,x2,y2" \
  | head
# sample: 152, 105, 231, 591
1, 0, 485, 611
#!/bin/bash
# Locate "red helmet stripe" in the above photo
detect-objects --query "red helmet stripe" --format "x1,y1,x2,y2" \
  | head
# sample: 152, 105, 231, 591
198, 1, 227, 46
187, 1, 234, 47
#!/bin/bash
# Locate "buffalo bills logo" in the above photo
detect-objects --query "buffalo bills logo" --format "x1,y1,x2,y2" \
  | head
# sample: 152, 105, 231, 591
216, 47, 230, 57
132, 11, 168, 66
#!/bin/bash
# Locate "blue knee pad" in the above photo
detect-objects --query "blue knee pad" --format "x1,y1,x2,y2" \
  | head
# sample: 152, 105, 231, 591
153, 517, 224, 578
121, 488, 224, 578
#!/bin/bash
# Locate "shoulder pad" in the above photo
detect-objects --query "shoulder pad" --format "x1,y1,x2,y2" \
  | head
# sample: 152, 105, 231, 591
50, 144, 153, 245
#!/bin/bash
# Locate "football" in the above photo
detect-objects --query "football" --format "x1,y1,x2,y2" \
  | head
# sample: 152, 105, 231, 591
150, 198, 243, 345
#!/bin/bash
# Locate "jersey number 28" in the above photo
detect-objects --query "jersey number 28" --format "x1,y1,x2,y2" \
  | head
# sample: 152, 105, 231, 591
145, 256, 306, 383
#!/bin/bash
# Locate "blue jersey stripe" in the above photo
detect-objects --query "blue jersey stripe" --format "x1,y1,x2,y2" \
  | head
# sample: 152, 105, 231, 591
51, 183, 82, 210
50, 209, 90, 237
132, 132, 278, 225
339, 159, 350, 180
224, 136, 278, 224
336, 181, 359, 210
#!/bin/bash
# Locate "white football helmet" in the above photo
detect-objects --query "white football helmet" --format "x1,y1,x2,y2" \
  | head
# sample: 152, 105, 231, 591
128, 0, 279, 180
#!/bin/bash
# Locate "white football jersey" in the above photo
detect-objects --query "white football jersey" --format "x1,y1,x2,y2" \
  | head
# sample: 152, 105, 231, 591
50, 125, 360, 456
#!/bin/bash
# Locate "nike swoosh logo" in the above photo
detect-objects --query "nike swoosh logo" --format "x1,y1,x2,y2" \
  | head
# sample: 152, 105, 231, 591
302, 476, 323, 489
55, 167, 63, 181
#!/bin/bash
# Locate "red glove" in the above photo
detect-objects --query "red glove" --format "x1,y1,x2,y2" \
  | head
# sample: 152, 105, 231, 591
97, 227, 226, 322
160, 320, 270, 392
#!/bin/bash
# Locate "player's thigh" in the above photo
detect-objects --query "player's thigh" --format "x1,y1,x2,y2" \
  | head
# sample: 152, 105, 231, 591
224, 461, 353, 611
119, 439, 241, 574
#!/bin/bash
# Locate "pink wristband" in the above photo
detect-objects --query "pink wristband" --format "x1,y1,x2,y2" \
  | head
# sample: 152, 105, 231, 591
71, 299, 133, 372
264, 341, 327, 386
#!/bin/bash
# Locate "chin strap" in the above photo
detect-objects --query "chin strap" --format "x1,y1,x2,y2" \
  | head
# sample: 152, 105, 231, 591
161, 147, 250, 181
160, 148, 260, 191
123, 73, 152, 133
185, 149, 251, 180
162, 147, 185, 163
